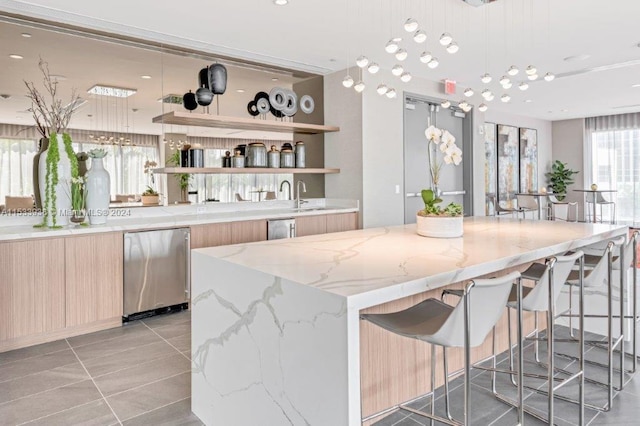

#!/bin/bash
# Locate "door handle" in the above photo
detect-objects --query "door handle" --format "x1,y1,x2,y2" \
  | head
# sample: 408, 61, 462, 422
406, 192, 420, 198
441, 190, 466, 196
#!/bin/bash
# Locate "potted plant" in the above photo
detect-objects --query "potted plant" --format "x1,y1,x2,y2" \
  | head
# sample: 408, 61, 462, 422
546, 160, 579, 201
26, 59, 80, 228
416, 125, 464, 238
168, 150, 192, 203
141, 186, 160, 206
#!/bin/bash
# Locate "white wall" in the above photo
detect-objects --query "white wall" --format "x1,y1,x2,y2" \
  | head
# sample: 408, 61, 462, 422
484, 110, 554, 194
552, 118, 586, 220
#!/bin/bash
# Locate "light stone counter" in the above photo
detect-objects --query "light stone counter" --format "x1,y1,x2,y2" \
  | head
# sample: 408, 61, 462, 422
191, 217, 627, 425
0, 198, 358, 242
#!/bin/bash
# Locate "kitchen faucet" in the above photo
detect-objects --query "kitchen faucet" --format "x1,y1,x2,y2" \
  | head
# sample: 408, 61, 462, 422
296, 180, 307, 209
279, 180, 292, 200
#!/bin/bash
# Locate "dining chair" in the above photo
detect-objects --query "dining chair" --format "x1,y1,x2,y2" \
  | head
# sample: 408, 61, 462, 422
516, 195, 539, 219
586, 192, 616, 224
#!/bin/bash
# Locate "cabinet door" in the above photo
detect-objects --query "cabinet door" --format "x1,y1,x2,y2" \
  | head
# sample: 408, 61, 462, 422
65, 233, 123, 326
0, 238, 65, 340
190, 223, 232, 249
326, 213, 358, 233
295, 215, 327, 237
231, 220, 267, 244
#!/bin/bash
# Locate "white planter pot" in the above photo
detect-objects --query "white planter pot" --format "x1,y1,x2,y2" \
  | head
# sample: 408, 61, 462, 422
38, 134, 72, 227
86, 157, 111, 225
416, 214, 463, 238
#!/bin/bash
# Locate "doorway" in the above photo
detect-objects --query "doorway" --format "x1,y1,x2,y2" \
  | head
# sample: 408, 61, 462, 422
403, 93, 474, 224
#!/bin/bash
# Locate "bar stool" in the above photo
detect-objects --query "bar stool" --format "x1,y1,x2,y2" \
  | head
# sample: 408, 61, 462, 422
361, 271, 523, 426
493, 251, 586, 425
516, 194, 539, 220
562, 237, 626, 412
580, 231, 639, 380
586, 192, 616, 224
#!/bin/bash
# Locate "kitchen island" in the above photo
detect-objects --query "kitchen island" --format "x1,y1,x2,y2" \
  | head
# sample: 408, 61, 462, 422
191, 217, 627, 425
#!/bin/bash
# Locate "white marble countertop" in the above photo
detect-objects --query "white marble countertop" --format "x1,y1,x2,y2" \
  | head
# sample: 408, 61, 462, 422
193, 217, 627, 309
0, 198, 358, 242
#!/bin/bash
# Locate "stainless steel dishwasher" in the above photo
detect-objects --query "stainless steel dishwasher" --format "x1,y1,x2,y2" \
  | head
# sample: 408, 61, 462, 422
123, 228, 190, 318
267, 218, 296, 240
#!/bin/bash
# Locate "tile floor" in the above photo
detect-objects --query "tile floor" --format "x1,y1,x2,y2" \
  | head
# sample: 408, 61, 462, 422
2, 311, 639, 425
0, 309, 202, 425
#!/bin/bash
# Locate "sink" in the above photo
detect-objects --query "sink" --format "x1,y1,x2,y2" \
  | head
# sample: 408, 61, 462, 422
292, 207, 325, 212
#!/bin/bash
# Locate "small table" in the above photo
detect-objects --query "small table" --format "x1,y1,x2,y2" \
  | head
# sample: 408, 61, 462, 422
249, 190, 267, 201
573, 189, 617, 223
515, 192, 553, 220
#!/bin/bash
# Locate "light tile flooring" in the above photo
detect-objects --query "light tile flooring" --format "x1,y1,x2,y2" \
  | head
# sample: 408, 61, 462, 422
2, 312, 640, 425
0, 309, 202, 425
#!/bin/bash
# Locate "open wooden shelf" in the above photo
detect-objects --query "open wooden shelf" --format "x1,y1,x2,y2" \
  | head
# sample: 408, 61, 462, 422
152, 167, 340, 175
152, 111, 340, 135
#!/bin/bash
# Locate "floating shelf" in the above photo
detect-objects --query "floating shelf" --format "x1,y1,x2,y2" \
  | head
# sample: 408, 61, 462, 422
152, 111, 340, 135
152, 167, 340, 175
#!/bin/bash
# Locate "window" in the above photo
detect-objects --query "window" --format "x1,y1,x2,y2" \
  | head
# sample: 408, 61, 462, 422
0, 138, 38, 204
588, 128, 640, 225
202, 149, 293, 202
73, 142, 159, 197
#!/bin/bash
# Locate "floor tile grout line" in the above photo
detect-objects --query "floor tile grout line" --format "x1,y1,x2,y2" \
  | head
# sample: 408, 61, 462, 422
64, 338, 124, 426
141, 321, 192, 362
117, 396, 191, 424
76, 338, 178, 367
104, 369, 191, 399
0, 357, 80, 385
66, 322, 148, 350
90, 351, 186, 380
0, 376, 89, 407
0, 346, 72, 368
16, 397, 106, 426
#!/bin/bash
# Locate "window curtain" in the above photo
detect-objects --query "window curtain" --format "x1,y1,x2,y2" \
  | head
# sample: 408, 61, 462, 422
0, 138, 37, 204
585, 113, 640, 226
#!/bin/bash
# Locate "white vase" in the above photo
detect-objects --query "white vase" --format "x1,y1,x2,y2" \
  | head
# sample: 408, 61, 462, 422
416, 214, 463, 238
38, 134, 72, 227
86, 157, 111, 225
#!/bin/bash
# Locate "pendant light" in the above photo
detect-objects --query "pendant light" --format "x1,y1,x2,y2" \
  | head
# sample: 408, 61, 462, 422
499, 75, 510, 85
386, 88, 397, 98
501, 94, 511, 103
459, 100, 469, 109
427, 57, 439, 69
367, 63, 380, 74
544, 72, 555, 82
519, 82, 529, 91
507, 65, 519, 76
485, 93, 495, 101
502, 82, 513, 89
463, 88, 474, 97
462, 104, 472, 113
478, 103, 488, 112
356, 55, 369, 68
413, 30, 427, 43
481, 73, 492, 84
446, 42, 459, 54
526, 65, 537, 75
395, 49, 408, 61
404, 18, 419, 32
439, 32, 453, 46
354, 80, 365, 93
376, 84, 388, 95
400, 72, 412, 83
385, 39, 400, 54
527, 74, 539, 81
481, 89, 493, 99
342, 75, 354, 88
391, 64, 404, 76
419, 51, 433, 64
441, 100, 451, 108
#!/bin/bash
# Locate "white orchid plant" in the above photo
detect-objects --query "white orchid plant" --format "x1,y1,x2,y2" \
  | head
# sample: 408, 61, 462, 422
420, 125, 463, 217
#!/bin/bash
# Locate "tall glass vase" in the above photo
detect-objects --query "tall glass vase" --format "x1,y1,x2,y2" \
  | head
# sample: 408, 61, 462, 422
38, 134, 72, 227
86, 157, 111, 225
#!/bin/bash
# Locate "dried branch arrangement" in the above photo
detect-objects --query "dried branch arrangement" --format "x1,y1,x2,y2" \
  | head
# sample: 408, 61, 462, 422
24, 59, 80, 138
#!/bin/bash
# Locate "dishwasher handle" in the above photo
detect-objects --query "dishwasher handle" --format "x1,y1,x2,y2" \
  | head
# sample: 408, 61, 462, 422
289, 222, 296, 238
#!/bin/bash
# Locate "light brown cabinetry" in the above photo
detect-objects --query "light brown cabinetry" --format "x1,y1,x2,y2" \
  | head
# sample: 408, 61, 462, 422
190, 223, 233, 249
65, 233, 123, 327
0, 238, 65, 341
231, 220, 267, 244
296, 212, 358, 237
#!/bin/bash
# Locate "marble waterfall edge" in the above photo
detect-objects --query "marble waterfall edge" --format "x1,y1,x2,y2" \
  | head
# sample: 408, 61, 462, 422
191, 252, 350, 425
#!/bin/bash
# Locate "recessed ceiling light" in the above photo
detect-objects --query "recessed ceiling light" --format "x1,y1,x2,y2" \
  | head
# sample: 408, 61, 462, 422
273, 0, 288, 5
9, 54, 23, 59
21, 33, 32, 38
140, 75, 152, 79
632, 84, 640, 88
524, 99, 533, 103
236, 89, 245, 93
271, 77, 279, 82
564, 54, 590, 62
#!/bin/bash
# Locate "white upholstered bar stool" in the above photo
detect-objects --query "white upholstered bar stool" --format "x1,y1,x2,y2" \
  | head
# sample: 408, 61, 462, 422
516, 195, 539, 220
360, 272, 523, 426
586, 192, 616, 224
496, 252, 586, 425
562, 237, 626, 412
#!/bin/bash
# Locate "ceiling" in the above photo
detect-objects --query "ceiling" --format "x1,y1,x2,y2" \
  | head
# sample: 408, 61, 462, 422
2, 0, 640, 121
